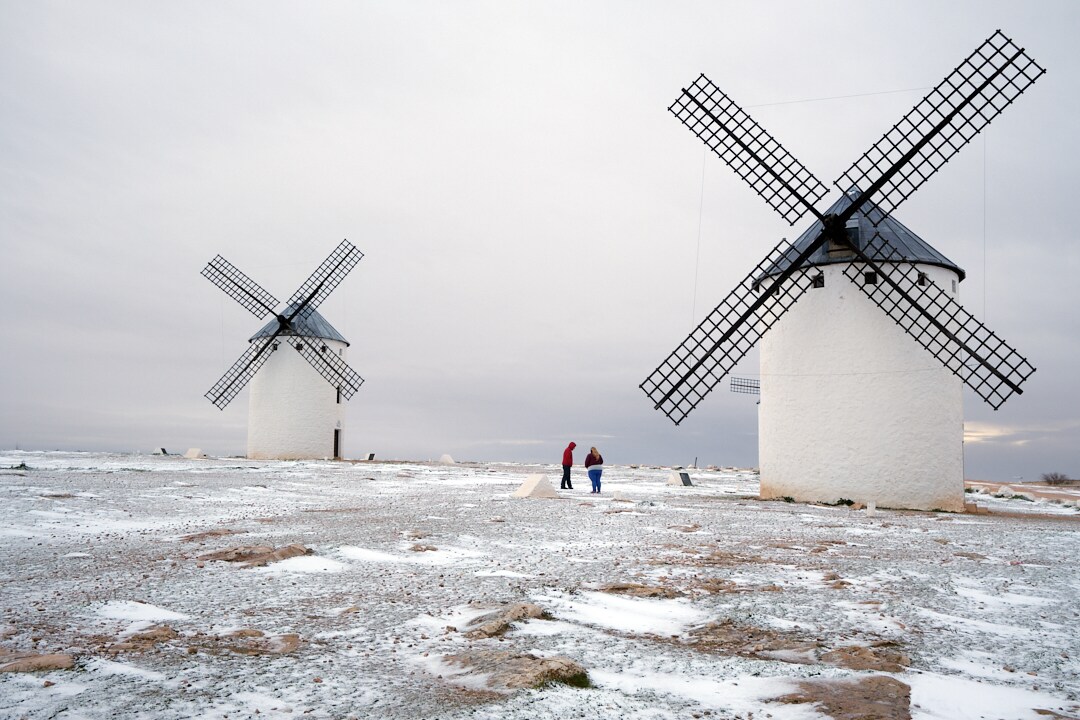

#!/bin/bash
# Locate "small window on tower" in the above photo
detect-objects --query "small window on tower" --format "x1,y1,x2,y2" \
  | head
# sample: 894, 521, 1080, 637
812, 273, 825, 289
336, 386, 342, 404
951, 279, 957, 294
917, 271, 929, 287
295, 343, 304, 352
863, 271, 878, 285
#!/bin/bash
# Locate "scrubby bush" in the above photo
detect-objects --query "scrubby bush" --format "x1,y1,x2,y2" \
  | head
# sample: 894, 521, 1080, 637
1042, 472, 1074, 486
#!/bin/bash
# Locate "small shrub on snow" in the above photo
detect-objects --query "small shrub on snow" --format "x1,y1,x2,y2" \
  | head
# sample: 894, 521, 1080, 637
1042, 472, 1074, 486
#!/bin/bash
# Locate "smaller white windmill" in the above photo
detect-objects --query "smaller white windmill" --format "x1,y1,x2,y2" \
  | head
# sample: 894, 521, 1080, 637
641, 31, 1044, 511
202, 240, 365, 460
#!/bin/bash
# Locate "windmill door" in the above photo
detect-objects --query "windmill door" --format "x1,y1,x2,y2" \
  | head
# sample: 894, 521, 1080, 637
333, 430, 341, 460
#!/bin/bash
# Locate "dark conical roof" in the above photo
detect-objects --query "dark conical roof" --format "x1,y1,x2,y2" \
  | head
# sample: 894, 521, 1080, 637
249, 304, 349, 346
763, 188, 965, 281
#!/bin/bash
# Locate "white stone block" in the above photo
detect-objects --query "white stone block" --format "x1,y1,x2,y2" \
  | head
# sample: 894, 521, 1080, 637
511, 474, 558, 499
667, 472, 693, 486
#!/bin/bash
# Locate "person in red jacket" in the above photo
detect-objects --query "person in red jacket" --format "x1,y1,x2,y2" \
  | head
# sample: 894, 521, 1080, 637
561, 442, 576, 489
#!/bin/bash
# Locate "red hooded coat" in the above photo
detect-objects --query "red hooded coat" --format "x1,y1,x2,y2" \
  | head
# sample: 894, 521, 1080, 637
562, 442, 576, 466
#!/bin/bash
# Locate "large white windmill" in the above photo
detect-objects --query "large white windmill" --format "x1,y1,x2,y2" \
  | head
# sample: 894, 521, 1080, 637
202, 240, 365, 460
642, 31, 1043, 511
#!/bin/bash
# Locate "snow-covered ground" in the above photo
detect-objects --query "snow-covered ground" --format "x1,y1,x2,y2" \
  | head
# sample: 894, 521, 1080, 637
1, 451, 1078, 719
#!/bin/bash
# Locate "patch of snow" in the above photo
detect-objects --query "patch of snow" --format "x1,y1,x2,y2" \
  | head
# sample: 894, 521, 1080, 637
590, 669, 813, 719
536, 590, 709, 636
96, 600, 189, 623
84, 658, 169, 683
908, 670, 1073, 720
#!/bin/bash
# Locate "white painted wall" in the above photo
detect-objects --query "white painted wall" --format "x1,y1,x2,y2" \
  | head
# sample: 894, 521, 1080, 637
758, 263, 965, 512
247, 338, 348, 460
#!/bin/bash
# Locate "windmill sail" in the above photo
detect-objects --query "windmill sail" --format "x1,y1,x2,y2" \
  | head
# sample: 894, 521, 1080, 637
843, 234, 1035, 409
670, 75, 828, 225
836, 30, 1045, 218
286, 240, 364, 321
205, 337, 278, 410
730, 377, 760, 395
201, 255, 279, 319
641, 238, 815, 424
286, 336, 365, 400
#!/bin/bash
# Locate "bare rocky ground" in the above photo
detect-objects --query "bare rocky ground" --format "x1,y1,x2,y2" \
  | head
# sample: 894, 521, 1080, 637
1, 451, 1078, 719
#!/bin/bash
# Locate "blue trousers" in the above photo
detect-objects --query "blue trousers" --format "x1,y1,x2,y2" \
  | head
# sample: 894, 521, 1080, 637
588, 467, 602, 493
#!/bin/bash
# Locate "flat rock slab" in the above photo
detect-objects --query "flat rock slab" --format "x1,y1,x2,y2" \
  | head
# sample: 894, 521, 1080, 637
0, 652, 75, 672
777, 675, 911, 720
688, 619, 821, 663
464, 603, 545, 639
600, 582, 683, 599
443, 649, 588, 690
218, 631, 301, 656
108, 625, 179, 653
820, 643, 911, 673
197, 544, 311, 568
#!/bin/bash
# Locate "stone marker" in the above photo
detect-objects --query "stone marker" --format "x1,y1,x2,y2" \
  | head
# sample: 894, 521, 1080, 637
667, 471, 693, 486
511, 474, 558, 499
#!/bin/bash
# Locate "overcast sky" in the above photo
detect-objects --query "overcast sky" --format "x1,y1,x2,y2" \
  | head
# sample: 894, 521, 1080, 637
2, 1, 1077, 480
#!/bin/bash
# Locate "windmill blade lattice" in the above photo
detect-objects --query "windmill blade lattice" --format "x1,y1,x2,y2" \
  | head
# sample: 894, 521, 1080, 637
201, 255, 279, 319
205, 337, 279, 410
730, 377, 760, 395
286, 240, 364, 321
836, 30, 1045, 219
670, 75, 829, 225
286, 336, 365, 400
641, 238, 815, 424
843, 234, 1035, 409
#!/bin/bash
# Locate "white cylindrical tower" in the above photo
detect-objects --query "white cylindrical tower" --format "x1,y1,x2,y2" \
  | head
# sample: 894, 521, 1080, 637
757, 191, 966, 512
246, 309, 349, 461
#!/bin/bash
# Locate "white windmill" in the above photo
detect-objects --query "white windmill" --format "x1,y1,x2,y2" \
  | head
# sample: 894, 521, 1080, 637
642, 31, 1043, 511
202, 240, 365, 460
